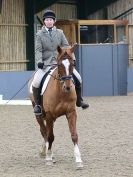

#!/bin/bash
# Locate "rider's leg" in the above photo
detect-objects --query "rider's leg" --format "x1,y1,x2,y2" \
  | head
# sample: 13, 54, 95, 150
32, 69, 46, 115
73, 68, 89, 109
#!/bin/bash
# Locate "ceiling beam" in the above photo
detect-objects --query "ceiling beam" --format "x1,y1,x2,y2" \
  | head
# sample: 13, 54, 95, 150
0, 0, 2, 13
77, 0, 118, 19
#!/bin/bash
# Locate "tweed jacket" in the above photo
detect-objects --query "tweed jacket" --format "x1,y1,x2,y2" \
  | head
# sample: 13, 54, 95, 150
35, 26, 70, 71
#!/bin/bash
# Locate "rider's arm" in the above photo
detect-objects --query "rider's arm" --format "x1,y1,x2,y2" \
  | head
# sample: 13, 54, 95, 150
35, 34, 43, 65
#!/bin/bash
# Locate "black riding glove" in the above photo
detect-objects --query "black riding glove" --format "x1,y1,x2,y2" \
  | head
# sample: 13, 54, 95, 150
74, 60, 76, 66
38, 62, 44, 69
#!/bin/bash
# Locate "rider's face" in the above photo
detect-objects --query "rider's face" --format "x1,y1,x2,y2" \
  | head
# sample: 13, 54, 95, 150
44, 18, 55, 28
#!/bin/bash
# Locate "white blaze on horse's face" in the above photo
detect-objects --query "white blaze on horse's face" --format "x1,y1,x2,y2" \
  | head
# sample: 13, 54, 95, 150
61, 58, 72, 93
62, 59, 70, 76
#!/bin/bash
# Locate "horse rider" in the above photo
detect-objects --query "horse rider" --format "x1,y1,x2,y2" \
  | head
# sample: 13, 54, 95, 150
32, 9, 89, 115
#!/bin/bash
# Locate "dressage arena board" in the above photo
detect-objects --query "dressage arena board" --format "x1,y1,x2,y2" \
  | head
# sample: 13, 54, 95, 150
0, 96, 133, 177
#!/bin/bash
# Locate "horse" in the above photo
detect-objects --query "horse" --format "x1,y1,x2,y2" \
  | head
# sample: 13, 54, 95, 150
28, 45, 83, 169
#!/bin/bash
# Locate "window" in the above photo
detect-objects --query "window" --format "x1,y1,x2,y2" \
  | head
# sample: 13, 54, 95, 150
80, 25, 114, 44
0, 0, 2, 14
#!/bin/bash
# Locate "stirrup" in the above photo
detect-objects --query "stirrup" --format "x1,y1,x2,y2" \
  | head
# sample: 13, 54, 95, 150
81, 102, 89, 109
34, 105, 42, 115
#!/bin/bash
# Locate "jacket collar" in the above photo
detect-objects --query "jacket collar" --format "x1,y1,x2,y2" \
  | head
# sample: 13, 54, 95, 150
42, 26, 57, 38
42, 26, 56, 33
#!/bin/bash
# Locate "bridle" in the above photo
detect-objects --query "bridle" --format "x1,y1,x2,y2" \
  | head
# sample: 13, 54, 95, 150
48, 56, 74, 82
57, 56, 74, 82
59, 74, 73, 81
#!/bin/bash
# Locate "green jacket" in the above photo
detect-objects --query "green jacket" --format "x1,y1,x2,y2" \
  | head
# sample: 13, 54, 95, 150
35, 26, 69, 71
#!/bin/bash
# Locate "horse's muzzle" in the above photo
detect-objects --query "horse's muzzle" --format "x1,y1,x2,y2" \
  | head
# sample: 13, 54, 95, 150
62, 83, 73, 93
59, 75, 73, 93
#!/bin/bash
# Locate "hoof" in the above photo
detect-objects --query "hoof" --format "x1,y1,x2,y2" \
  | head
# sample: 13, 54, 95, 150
76, 162, 83, 170
52, 157, 56, 163
45, 160, 53, 166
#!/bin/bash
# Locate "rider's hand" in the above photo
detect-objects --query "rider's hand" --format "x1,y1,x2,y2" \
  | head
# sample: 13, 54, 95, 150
74, 60, 76, 66
38, 62, 44, 69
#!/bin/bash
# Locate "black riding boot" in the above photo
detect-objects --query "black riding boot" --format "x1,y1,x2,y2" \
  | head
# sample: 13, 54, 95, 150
73, 74, 89, 109
32, 86, 42, 115
75, 85, 89, 109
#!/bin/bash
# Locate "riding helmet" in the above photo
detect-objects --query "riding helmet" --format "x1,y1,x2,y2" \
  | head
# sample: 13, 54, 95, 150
42, 10, 56, 21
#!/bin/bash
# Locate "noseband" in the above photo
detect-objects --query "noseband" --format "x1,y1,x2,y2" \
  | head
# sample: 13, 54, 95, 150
59, 75, 72, 81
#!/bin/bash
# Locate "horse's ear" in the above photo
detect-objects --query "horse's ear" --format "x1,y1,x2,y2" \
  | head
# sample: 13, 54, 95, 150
70, 45, 75, 53
57, 46, 62, 54
70, 43, 77, 53
69, 41, 72, 47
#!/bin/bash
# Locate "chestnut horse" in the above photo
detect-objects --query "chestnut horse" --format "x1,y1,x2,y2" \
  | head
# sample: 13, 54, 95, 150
28, 46, 83, 169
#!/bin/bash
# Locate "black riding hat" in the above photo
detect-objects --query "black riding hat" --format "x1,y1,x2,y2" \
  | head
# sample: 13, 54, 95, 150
42, 10, 56, 21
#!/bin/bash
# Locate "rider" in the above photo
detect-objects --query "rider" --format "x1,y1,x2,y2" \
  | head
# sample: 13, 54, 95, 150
32, 9, 89, 115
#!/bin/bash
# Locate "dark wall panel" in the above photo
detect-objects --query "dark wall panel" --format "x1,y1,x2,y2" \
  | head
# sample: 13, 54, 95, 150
75, 44, 128, 96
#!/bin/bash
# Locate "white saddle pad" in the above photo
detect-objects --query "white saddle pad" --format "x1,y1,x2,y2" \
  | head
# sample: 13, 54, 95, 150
30, 68, 56, 95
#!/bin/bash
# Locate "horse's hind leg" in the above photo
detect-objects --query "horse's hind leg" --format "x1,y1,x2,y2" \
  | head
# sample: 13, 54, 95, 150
45, 116, 55, 165
35, 115, 47, 157
66, 111, 83, 169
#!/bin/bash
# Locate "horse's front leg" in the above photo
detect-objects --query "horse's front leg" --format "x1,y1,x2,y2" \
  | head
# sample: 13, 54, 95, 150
66, 110, 83, 169
45, 116, 55, 165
